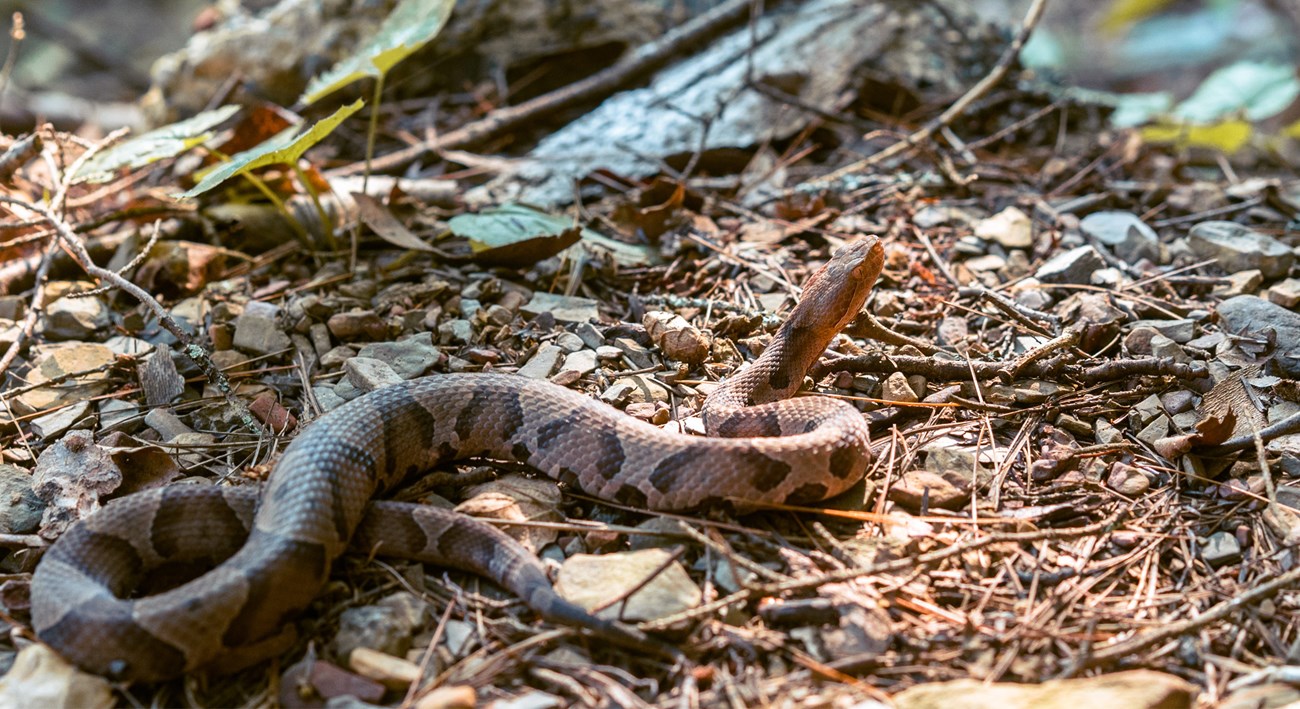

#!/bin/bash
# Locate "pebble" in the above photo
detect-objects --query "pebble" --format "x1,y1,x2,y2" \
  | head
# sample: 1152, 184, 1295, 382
356, 333, 441, 379
974, 206, 1033, 249
614, 374, 670, 404
554, 332, 585, 352
30, 402, 91, 440
573, 322, 605, 349
892, 670, 1195, 709
1094, 418, 1124, 445
1108, 463, 1151, 496
313, 385, 347, 412
328, 310, 389, 341
1201, 531, 1242, 567
233, 301, 291, 355
555, 548, 702, 622
881, 372, 919, 403
144, 407, 194, 441
310, 322, 333, 356
437, 318, 473, 345
644, 312, 709, 364
333, 592, 429, 661
1266, 277, 1300, 308
889, 470, 968, 510
39, 293, 111, 341
936, 317, 968, 348
521, 292, 600, 323
1136, 414, 1169, 446
1128, 318, 1196, 344
1034, 245, 1105, 284
320, 345, 357, 369
0, 464, 44, 534
628, 517, 689, 551
1217, 295, 1300, 375
559, 349, 598, 377
484, 303, 514, 325
1123, 326, 1159, 355
98, 399, 142, 434
0, 295, 23, 320
518, 343, 564, 379
344, 357, 404, 391
595, 345, 623, 361
1160, 390, 1197, 416
348, 647, 420, 690
613, 337, 655, 369
1187, 221, 1294, 279
964, 254, 1006, 272
1149, 335, 1190, 363
1079, 211, 1160, 264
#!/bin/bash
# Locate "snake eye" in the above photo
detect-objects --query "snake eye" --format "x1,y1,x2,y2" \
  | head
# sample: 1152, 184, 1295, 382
107, 659, 129, 680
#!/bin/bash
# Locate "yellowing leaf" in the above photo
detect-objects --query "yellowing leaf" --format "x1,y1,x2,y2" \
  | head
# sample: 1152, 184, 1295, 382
178, 100, 364, 199
1140, 119, 1253, 154
300, 0, 455, 105
74, 106, 240, 184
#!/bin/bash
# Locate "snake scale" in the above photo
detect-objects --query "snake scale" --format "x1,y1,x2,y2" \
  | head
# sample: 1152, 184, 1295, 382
30, 236, 884, 682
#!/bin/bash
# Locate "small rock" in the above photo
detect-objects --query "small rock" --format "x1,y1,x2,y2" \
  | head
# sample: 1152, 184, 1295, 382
17, 343, 117, 412
881, 372, 919, 403
0, 644, 114, 709
600, 380, 636, 405
1160, 390, 1197, 416
889, 470, 968, 511
518, 343, 565, 379
1128, 318, 1196, 343
310, 322, 333, 356
573, 322, 605, 349
555, 548, 702, 622
233, 301, 292, 355
0, 464, 44, 534
1107, 463, 1150, 496
328, 310, 388, 341
1149, 335, 1189, 363
559, 349, 598, 377
644, 311, 709, 364
522, 292, 600, 323
250, 391, 297, 432
333, 592, 429, 661
483, 303, 513, 326
1094, 418, 1124, 445
1136, 414, 1169, 447
344, 357, 404, 392
98, 399, 142, 434
1034, 245, 1105, 284
1187, 221, 1294, 279
554, 332, 585, 352
595, 345, 623, 361
964, 254, 1006, 272
936, 317, 968, 348
1266, 277, 1300, 308
628, 517, 688, 551
30, 402, 91, 440
1214, 269, 1264, 297
320, 345, 356, 369
1217, 295, 1300, 376
437, 318, 473, 345
144, 407, 193, 441
313, 385, 347, 412
356, 333, 441, 379
1201, 531, 1242, 567
283, 659, 385, 705
613, 337, 655, 369
1079, 211, 1160, 264
40, 292, 111, 341
413, 685, 477, 709
974, 206, 1033, 249
613, 375, 670, 404
1123, 326, 1159, 355
348, 647, 419, 690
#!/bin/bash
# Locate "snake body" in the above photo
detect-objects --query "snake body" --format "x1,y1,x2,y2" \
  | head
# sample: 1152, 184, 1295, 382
30, 237, 884, 682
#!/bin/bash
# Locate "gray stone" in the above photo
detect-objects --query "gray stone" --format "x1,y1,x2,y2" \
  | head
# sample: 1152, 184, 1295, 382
356, 334, 441, 380
1201, 531, 1242, 567
320, 345, 356, 369
1160, 390, 1197, 416
1095, 419, 1124, 445
1034, 246, 1105, 284
974, 206, 1033, 249
1217, 296, 1300, 376
344, 357, 403, 392
104, 335, 154, 357
1129, 318, 1196, 344
518, 344, 564, 379
555, 548, 701, 622
233, 301, 292, 355
313, 385, 347, 412
1149, 335, 1189, 363
458, 298, 482, 320
595, 345, 623, 361
614, 374, 670, 404
1123, 326, 1159, 355
1136, 414, 1169, 446
1214, 269, 1263, 297
40, 295, 110, 341
1188, 221, 1294, 279
573, 322, 604, 349
1079, 211, 1160, 264
1133, 395, 1163, 425
144, 407, 193, 440
559, 349, 598, 377
881, 372, 919, 403
333, 592, 430, 661
613, 337, 655, 369
0, 464, 44, 534
554, 332, 585, 353
628, 517, 689, 551
1107, 463, 1150, 496
521, 292, 600, 323
936, 317, 968, 348
98, 399, 142, 434
437, 318, 473, 345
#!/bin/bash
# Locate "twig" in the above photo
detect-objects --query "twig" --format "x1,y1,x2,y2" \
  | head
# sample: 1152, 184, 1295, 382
0, 240, 53, 379
326, 0, 753, 177
0, 124, 41, 183
804, 0, 1049, 187
1199, 409, 1300, 455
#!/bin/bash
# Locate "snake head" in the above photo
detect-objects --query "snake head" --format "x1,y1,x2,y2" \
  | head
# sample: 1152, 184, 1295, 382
810, 235, 885, 334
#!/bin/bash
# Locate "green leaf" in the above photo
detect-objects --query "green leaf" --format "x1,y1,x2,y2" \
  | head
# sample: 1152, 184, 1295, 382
1141, 119, 1253, 153
448, 204, 658, 267
178, 100, 364, 199
73, 106, 241, 184
1174, 61, 1300, 123
300, 0, 455, 105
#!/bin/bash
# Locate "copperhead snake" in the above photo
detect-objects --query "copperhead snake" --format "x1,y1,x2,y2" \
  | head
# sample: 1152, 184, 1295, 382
30, 236, 884, 682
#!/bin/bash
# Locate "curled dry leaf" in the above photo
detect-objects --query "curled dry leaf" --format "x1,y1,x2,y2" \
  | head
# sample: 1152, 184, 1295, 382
459, 474, 563, 552
1156, 410, 1238, 459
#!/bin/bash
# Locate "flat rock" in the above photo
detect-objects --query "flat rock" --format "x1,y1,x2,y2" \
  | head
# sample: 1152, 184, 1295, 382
522, 292, 600, 323
1079, 210, 1160, 264
333, 592, 430, 661
1217, 295, 1300, 376
881, 371, 919, 403
98, 399, 142, 434
30, 402, 91, 440
1034, 245, 1105, 284
344, 357, 403, 392
328, 310, 389, 341
559, 349, 598, 377
974, 206, 1033, 249
1266, 277, 1300, 308
1107, 463, 1150, 496
555, 548, 702, 622
1188, 221, 1294, 279
893, 669, 1197, 709
0, 464, 44, 534
233, 301, 292, 355
437, 318, 473, 344
1128, 318, 1196, 343
39, 294, 111, 341
15, 343, 117, 413
518, 343, 564, 379
356, 333, 441, 379
1202, 530, 1242, 567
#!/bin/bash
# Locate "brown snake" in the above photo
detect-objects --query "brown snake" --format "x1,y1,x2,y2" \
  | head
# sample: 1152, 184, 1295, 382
30, 236, 884, 682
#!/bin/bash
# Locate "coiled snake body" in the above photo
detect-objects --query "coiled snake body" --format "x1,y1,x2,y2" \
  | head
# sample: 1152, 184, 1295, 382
30, 237, 884, 682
